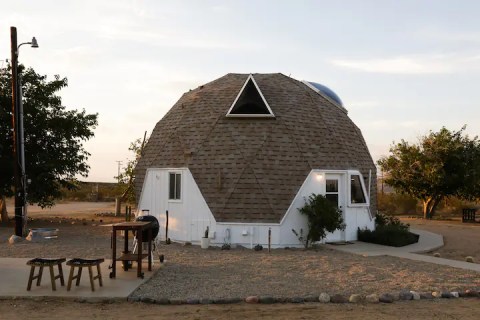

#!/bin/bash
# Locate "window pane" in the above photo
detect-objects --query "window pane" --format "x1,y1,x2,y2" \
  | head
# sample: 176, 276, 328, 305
169, 173, 175, 199
326, 179, 338, 192
351, 175, 366, 204
175, 173, 181, 200
325, 194, 339, 207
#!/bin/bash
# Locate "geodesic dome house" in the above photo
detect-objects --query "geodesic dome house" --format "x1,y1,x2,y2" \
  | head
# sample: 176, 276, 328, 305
134, 73, 376, 248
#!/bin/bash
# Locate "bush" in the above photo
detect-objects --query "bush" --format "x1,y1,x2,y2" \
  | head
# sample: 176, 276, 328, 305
358, 212, 418, 247
297, 194, 345, 248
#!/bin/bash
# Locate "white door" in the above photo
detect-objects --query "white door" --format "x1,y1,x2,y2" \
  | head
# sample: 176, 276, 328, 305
324, 173, 346, 242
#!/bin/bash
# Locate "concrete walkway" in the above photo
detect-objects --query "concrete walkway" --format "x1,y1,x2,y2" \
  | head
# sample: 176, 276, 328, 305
0, 258, 159, 300
327, 228, 480, 272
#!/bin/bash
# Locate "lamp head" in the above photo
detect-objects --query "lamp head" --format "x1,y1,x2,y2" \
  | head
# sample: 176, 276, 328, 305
30, 37, 39, 48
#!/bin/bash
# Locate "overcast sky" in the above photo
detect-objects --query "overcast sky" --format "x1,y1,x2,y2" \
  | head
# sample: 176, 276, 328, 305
2, 0, 480, 182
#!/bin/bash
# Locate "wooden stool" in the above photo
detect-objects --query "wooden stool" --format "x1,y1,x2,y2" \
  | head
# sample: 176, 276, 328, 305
66, 258, 105, 292
26, 258, 66, 291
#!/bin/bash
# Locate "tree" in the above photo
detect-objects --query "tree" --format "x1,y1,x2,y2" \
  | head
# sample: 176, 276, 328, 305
0, 65, 98, 222
378, 127, 480, 219
297, 194, 345, 248
115, 132, 148, 204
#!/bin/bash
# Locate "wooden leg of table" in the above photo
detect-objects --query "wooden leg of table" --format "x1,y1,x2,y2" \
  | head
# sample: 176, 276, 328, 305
67, 266, 75, 291
97, 264, 103, 287
137, 227, 142, 278
88, 266, 95, 292
112, 229, 117, 278
76, 267, 83, 286
148, 228, 152, 271
36, 266, 43, 286
27, 266, 35, 291
49, 266, 56, 291
58, 263, 65, 286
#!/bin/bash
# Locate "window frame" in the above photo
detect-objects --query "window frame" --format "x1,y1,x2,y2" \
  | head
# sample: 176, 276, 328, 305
168, 172, 182, 202
347, 171, 369, 207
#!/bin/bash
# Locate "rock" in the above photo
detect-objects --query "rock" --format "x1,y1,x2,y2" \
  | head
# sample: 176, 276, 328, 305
8, 235, 23, 244
199, 298, 213, 304
433, 252, 441, 257
330, 294, 348, 304
169, 299, 184, 305
223, 298, 242, 304
318, 293, 330, 303
441, 292, 453, 299
399, 291, 413, 301
379, 293, 394, 303
450, 292, 459, 298
464, 289, 480, 297
410, 291, 420, 300
140, 297, 156, 304
432, 291, 442, 298
420, 292, 434, 299
365, 294, 379, 303
465, 256, 474, 263
259, 296, 275, 304
290, 297, 304, 304
155, 298, 170, 305
349, 294, 363, 303
245, 296, 259, 304
304, 295, 318, 303
186, 298, 199, 304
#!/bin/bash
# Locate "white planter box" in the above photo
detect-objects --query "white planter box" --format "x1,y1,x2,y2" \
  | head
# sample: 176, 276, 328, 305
200, 237, 210, 249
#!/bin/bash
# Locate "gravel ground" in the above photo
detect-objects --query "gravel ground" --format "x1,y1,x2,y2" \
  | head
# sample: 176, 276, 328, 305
130, 242, 480, 300
1, 218, 479, 301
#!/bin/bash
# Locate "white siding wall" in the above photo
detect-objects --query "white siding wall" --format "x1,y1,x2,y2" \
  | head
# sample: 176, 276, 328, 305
138, 168, 374, 248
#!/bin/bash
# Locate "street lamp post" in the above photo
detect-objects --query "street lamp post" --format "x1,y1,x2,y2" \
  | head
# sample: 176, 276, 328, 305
10, 26, 38, 236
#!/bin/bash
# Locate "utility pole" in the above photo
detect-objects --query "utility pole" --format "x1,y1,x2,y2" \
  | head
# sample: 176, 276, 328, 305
116, 161, 122, 183
10, 26, 38, 236
11, 26, 23, 237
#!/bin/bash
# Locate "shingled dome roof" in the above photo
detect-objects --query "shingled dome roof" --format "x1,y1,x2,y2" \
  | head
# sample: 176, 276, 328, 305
135, 73, 376, 223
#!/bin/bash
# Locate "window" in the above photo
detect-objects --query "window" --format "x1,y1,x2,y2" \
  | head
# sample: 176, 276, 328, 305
226, 74, 275, 117
350, 174, 366, 204
325, 179, 339, 207
169, 173, 181, 200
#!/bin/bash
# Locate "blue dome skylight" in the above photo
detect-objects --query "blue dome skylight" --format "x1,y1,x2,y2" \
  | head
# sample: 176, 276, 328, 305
307, 81, 343, 107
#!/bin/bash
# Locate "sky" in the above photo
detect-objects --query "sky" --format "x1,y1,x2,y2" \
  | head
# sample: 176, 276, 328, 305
1, 0, 480, 182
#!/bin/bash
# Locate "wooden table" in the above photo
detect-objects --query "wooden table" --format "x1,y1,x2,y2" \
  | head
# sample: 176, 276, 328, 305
110, 221, 152, 279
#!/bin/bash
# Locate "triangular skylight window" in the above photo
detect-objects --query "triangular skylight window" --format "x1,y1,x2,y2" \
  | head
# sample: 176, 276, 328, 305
226, 75, 275, 117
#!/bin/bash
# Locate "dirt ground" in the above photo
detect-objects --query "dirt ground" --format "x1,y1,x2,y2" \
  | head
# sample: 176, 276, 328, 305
403, 217, 480, 263
0, 202, 479, 319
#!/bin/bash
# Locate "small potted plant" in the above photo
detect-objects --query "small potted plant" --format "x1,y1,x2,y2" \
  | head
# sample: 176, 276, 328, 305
201, 226, 210, 249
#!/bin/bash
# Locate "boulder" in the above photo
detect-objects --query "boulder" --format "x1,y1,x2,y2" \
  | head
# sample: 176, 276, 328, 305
441, 292, 453, 299
465, 256, 474, 263
245, 296, 259, 304
399, 291, 413, 301
433, 252, 441, 257
318, 293, 330, 303
290, 297, 304, 304
450, 292, 459, 298
365, 294, 379, 303
379, 293, 394, 303
330, 294, 348, 304
259, 296, 275, 304
464, 289, 480, 298
431, 291, 442, 298
349, 294, 363, 303
304, 295, 318, 303
410, 291, 420, 300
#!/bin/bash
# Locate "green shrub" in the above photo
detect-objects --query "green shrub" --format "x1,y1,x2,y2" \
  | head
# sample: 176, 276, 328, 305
297, 194, 345, 248
358, 212, 418, 247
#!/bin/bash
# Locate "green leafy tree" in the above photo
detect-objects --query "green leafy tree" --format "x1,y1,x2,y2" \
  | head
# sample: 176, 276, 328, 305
297, 194, 345, 248
378, 127, 480, 219
115, 133, 148, 203
0, 65, 98, 222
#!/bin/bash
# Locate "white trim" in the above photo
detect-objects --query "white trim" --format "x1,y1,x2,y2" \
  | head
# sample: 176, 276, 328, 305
226, 74, 275, 118
302, 80, 348, 114
347, 170, 370, 207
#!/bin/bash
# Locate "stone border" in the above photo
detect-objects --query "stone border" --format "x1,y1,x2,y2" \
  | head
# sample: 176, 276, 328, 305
126, 289, 480, 305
